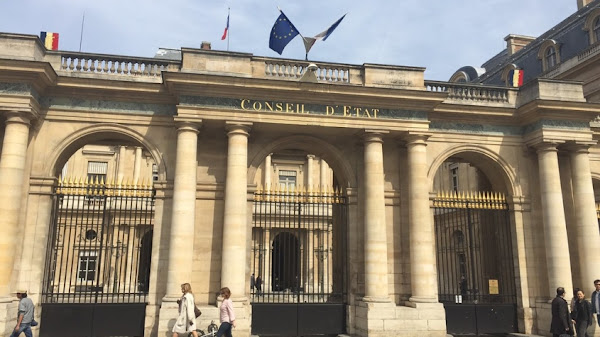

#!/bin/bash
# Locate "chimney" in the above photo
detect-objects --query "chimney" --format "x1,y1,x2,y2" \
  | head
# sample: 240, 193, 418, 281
200, 41, 212, 50
578, 0, 593, 9
504, 34, 536, 56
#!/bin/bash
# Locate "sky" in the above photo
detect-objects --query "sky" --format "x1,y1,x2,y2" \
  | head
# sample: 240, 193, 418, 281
0, 0, 577, 81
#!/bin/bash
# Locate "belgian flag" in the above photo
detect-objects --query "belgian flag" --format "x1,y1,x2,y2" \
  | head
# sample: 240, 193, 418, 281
40, 32, 59, 50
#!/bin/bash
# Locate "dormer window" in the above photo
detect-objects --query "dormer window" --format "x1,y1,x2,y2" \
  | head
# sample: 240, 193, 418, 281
593, 17, 600, 43
583, 8, 600, 45
537, 39, 561, 71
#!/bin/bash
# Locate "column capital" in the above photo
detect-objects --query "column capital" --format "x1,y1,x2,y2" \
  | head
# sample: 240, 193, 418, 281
363, 129, 388, 143
225, 121, 252, 136
306, 154, 316, 159
2, 110, 33, 126
403, 132, 432, 146
532, 141, 561, 153
562, 140, 597, 153
174, 120, 201, 134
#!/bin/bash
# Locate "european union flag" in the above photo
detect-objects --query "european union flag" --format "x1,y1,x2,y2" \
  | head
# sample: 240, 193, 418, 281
269, 11, 300, 55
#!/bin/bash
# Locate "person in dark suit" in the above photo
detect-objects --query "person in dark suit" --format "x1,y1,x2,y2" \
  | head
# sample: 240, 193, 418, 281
592, 279, 600, 327
551, 287, 573, 337
571, 289, 593, 337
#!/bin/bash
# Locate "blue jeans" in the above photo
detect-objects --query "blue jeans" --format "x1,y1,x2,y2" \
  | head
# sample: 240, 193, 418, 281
10, 323, 32, 337
216, 322, 232, 337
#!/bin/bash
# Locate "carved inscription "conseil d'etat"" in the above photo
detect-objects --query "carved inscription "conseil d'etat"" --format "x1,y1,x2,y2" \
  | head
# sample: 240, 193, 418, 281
240, 99, 379, 118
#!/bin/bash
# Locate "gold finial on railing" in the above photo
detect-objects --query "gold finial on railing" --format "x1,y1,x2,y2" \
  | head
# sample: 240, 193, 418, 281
255, 185, 262, 201
56, 175, 63, 195
274, 183, 280, 202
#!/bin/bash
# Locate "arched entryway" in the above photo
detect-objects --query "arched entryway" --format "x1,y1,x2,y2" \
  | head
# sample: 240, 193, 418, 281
249, 141, 350, 337
40, 132, 159, 337
430, 149, 518, 336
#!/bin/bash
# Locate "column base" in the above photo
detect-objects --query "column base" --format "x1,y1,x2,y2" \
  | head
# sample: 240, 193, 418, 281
0, 296, 17, 337
352, 300, 446, 337
158, 297, 252, 337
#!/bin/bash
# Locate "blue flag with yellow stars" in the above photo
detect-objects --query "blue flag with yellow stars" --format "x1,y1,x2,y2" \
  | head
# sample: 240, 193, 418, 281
269, 11, 300, 55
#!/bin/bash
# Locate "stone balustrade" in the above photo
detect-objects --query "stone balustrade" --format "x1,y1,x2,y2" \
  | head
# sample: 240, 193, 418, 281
262, 59, 354, 83
426, 80, 511, 103
59, 52, 180, 76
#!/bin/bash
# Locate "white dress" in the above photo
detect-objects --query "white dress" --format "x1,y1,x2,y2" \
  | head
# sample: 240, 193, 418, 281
172, 292, 197, 333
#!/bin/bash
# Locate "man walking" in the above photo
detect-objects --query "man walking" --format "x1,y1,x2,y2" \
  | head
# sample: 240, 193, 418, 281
250, 273, 256, 293
11, 289, 34, 337
551, 287, 573, 337
592, 279, 600, 327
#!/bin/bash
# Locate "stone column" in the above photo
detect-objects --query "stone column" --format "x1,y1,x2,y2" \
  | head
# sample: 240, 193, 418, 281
362, 131, 389, 301
0, 111, 32, 298
568, 143, 600, 287
307, 155, 314, 188
264, 154, 272, 191
406, 134, 437, 303
117, 146, 126, 184
264, 229, 271, 292
164, 122, 199, 298
221, 122, 252, 298
320, 158, 328, 189
133, 146, 142, 183
536, 143, 573, 297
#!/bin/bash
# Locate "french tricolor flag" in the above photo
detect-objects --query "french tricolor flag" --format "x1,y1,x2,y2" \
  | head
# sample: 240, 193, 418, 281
40, 32, 59, 50
221, 13, 229, 40
508, 69, 523, 87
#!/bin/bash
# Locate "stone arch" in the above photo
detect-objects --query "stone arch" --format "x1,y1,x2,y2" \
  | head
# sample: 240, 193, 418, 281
427, 144, 522, 198
45, 123, 167, 180
247, 134, 356, 188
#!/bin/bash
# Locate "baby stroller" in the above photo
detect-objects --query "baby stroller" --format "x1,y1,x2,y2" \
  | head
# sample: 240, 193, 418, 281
189, 320, 219, 337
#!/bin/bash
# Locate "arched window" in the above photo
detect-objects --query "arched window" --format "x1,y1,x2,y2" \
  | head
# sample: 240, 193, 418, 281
594, 17, 600, 43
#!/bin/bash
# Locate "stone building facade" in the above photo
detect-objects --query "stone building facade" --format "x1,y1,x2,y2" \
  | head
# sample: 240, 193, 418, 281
1, 2, 600, 336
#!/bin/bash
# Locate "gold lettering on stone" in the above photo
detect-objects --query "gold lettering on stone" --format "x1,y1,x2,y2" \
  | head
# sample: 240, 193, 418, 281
239, 99, 378, 119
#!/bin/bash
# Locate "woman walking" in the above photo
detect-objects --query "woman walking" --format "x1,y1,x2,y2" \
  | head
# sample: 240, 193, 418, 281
571, 289, 593, 337
172, 283, 199, 337
217, 287, 236, 337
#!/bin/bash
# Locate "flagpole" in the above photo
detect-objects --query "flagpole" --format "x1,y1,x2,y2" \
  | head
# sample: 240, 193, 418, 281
79, 11, 85, 52
227, 7, 230, 51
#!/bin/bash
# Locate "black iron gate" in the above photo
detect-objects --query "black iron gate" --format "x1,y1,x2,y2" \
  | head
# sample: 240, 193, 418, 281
251, 186, 347, 336
433, 191, 517, 336
41, 177, 154, 337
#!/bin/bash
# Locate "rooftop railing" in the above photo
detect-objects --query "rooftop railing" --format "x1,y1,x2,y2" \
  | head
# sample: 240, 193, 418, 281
425, 81, 511, 104
58, 52, 180, 76
260, 58, 355, 83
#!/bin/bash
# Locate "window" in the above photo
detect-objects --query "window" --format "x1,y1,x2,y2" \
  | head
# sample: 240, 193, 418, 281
152, 164, 159, 181
279, 170, 297, 189
78, 251, 97, 281
545, 47, 557, 69
594, 17, 600, 43
450, 164, 459, 192
453, 230, 465, 246
87, 161, 108, 184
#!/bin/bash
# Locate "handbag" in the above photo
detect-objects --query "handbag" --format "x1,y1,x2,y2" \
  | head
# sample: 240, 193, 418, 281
30, 319, 38, 327
194, 305, 202, 318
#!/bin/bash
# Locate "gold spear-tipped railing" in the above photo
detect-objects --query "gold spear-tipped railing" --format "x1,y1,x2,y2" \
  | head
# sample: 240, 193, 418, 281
56, 175, 154, 198
432, 190, 508, 210
254, 184, 345, 204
